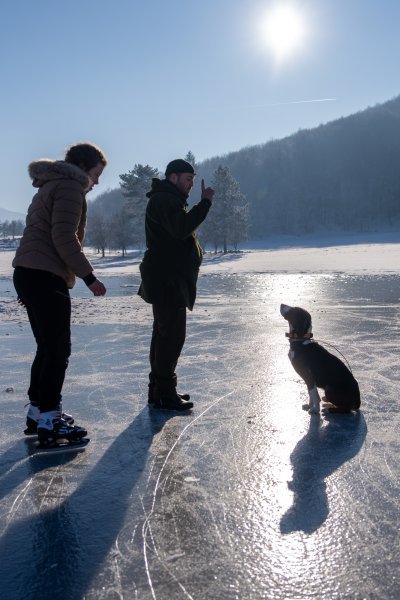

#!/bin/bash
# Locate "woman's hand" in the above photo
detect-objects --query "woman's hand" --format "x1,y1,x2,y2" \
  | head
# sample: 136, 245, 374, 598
88, 279, 107, 296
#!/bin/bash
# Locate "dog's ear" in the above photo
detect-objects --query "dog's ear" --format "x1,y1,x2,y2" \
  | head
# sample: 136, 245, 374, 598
292, 308, 312, 336
280, 304, 292, 318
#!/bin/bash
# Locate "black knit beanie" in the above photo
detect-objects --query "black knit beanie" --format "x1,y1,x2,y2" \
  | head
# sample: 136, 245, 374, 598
165, 159, 195, 176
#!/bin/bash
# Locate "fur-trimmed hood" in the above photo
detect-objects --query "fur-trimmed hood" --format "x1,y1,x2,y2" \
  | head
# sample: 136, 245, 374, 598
14, 159, 93, 288
28, 159, 90, 191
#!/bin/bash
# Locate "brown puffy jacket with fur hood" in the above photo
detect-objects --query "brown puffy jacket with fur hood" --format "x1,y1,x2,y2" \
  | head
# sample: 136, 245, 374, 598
12, 159, 94, 288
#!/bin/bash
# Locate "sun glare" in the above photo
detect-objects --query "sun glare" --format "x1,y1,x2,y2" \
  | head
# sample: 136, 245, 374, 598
261, 4, 307, 64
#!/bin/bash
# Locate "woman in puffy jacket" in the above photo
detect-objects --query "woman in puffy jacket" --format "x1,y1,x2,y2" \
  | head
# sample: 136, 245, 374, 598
13, 142, 107, 448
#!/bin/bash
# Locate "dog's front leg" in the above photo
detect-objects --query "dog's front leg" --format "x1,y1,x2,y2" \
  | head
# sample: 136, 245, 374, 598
307, 386, 321, 414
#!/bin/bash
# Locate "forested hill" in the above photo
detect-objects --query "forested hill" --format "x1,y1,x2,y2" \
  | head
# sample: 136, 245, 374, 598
198, 95, 400, 237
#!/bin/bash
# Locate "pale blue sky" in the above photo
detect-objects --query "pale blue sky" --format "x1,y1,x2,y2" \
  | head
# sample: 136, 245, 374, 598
1, 0, 400, 213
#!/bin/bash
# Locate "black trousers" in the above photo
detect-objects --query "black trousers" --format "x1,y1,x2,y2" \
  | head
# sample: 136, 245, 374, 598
149, 304, 186, 396
13, 267, 71, 413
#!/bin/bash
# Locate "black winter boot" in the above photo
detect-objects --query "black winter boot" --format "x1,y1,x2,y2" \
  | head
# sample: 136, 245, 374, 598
153, 392, 193, 411
148, 383, 190, 404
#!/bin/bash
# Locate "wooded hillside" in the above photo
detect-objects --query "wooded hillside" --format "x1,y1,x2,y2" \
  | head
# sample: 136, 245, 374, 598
198, 95, 400, 236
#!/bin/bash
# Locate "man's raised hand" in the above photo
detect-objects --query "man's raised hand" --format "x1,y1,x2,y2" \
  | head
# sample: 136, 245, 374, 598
201, 179, 215, 202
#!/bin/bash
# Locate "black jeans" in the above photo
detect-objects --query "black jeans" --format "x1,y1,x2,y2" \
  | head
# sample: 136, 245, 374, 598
149, 304, 186, 396
13, 267, 71, 413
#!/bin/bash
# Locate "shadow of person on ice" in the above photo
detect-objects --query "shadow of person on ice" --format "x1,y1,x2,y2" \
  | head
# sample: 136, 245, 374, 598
280, 410, 367, 535
0, 437, 78, 502
0, 407, 176, 599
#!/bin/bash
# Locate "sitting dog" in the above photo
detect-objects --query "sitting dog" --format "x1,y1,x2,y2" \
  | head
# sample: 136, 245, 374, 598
280, 304, 360, 414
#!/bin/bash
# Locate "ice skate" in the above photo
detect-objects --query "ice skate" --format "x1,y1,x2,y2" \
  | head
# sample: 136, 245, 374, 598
35, 411, 89, 454
24, 402, 74, 435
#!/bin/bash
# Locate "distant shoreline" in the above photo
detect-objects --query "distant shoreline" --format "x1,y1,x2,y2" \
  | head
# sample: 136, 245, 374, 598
1, 230, 399, 277
239, 230, 400, 251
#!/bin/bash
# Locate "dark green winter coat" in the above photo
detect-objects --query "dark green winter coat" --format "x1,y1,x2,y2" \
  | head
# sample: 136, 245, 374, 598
138, 178, 211, 310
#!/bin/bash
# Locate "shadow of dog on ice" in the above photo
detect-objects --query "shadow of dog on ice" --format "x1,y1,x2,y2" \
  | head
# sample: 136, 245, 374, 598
280, 303, 360, 414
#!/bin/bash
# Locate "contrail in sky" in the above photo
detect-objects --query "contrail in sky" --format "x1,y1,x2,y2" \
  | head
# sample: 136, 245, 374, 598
246, 98, 337, 108
269, 98, 336, 106
215, 98, 337, 113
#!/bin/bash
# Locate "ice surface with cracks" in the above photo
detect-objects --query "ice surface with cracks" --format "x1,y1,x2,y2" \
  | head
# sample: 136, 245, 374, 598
0, 233, 399, 599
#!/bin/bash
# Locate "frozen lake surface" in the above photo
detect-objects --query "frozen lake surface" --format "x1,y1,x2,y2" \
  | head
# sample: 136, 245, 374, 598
0, 240, 399, 599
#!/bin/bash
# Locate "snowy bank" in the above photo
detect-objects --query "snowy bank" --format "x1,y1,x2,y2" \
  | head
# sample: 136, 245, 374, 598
2, 231, 399, 279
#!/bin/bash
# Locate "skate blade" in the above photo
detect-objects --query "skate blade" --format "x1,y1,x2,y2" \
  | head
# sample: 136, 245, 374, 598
34, 438, 90, 455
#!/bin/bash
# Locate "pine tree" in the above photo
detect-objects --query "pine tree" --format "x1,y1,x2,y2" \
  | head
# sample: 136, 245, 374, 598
119, 164, 160, 248
200, 165, 249, 252
229, 180, 250, 250
184, 150, 198, 172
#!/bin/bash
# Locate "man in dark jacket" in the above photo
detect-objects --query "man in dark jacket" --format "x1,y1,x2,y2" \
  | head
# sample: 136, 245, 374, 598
138, 158, 214, 410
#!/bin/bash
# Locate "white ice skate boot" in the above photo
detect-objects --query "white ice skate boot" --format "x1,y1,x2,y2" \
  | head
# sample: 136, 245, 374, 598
25, 402, 74, 435
37, 410, 87, 447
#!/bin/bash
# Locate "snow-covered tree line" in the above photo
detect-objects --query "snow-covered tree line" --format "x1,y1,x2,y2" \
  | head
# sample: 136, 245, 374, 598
0, 220, 25, 240
86, 153, 249, 255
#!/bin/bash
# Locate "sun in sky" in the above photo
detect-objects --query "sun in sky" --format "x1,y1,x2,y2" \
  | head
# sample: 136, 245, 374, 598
260, 3, 307, 65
